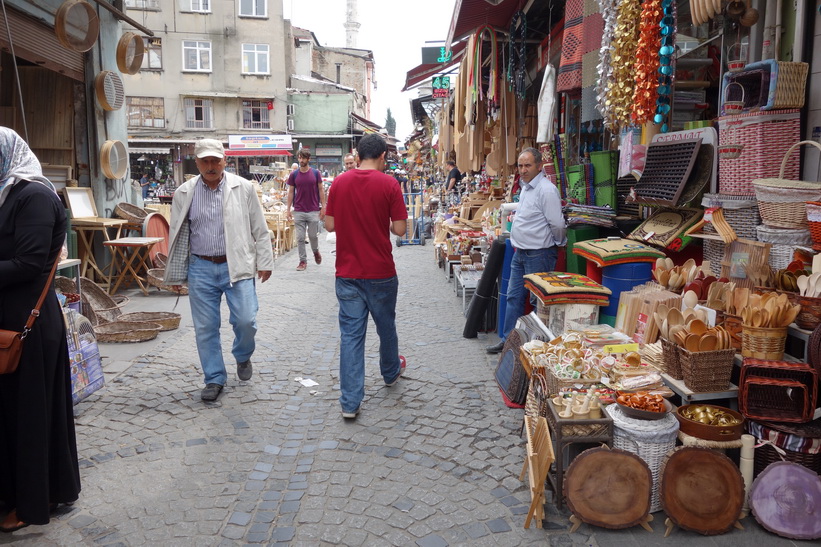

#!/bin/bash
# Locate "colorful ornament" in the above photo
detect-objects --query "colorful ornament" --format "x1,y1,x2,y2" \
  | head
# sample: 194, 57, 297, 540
631, 0, 663, 125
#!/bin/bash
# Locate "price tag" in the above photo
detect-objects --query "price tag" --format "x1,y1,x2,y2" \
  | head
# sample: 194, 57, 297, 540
602, 343, 639, 354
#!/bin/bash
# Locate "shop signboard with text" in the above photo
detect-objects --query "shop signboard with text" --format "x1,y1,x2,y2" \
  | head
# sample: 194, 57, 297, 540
228, 135, 292, 150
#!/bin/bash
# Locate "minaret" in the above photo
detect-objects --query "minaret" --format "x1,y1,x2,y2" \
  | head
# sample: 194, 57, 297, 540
344, 0, 360, 48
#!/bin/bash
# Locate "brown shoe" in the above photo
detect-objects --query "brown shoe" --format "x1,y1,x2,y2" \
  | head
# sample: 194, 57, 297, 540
314, 251, 322, 264
296, 261, 307, 271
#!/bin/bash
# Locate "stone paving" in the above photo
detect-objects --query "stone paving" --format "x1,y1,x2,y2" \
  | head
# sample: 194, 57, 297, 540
0, 238, 799, 546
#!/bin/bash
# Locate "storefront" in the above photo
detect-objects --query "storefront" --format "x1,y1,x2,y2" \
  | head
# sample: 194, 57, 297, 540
417, 1, 820, 540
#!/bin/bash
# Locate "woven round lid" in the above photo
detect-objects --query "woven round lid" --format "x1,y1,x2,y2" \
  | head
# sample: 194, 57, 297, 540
55, 0, 99, 52
100, 140, 128, 180
94, 71, 125, 111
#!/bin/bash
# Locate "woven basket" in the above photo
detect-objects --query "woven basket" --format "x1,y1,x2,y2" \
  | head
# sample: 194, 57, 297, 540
747, 420, 821, 476
762, 60, 809, 110
95, 321, 161, 343
796, 295, 821, 330
726, 43, 745, 73
756, 224, 812, 245
679, 347, 735, 392
79, 276, 128, 324
722, 82, 745, 114
146, 268, 189, 295
739, 358, 818, 423
754, 442, 821, 477
701, 194, 760, 239
753, 141, 821, 229
741, 325, 787, 360
118, 311, 181, 331
525, 371, 549, 421
660, 337, 682, 380
114, 202, 149, 224
718, 110, 800, 195
723, 314, 743, 350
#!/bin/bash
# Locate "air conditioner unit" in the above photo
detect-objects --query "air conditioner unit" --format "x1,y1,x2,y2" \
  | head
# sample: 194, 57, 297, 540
287, 119, 294, 131
286, 104, 295, 116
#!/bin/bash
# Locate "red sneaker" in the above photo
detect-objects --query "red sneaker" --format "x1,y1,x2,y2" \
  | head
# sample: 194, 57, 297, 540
314, 250, 322, 264
296, 261, 307, 271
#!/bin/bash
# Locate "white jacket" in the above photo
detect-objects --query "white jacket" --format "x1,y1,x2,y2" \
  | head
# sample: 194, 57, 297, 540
164, 172, 274, 285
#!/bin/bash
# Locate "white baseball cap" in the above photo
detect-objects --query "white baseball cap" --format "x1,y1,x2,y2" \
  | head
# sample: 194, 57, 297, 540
194, 138, 225, 158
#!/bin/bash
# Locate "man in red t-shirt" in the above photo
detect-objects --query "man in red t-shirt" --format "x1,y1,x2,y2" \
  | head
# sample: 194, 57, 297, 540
324, 134, 409, 419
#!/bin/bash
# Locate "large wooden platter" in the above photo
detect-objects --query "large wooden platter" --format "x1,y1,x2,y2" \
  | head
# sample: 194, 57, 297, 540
749, 461, 821, 540
660, 446, 744, 535
565, 446, 652, 530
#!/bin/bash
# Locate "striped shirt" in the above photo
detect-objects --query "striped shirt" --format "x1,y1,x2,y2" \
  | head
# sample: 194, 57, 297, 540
188, 175, 226, 256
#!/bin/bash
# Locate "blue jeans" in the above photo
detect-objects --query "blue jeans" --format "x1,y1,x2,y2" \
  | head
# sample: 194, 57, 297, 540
187, 255, 258, 386
501, 247, 558, 340
336, 276, 401, 413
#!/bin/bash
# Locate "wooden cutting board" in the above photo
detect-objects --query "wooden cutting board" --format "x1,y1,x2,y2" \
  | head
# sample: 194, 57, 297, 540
749, 461, 821, 540
565, 446, 653, 530
660, 446, 744, 535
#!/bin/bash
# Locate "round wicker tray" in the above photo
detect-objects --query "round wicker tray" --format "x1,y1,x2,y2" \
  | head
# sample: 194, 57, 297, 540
114, 202, 149, 224
95, 321, 161, 343
118, 311, 180, 331
146, 268, 189, 295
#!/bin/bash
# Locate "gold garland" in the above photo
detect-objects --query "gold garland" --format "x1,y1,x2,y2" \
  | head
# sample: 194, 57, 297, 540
608, 0, 642, 130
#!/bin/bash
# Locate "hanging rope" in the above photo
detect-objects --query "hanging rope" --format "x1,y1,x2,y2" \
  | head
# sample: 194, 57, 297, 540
507, 10, 527, 100
0, 0, 28, 141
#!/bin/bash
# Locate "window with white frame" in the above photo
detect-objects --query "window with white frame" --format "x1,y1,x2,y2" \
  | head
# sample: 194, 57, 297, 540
141, 37, 162, 70
189, 0, 210, 12
239, 0, 267, 17
242, 44, 269, 75
125, 0, 160, 9
242, 100, 270, 129
126, 97, 165, 128
184, 98, 213, 129
183, 41, 211, 72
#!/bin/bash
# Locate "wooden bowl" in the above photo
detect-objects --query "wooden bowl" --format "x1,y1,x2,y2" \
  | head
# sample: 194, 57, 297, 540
675, 404, 745, 441
616, 397, 673, 421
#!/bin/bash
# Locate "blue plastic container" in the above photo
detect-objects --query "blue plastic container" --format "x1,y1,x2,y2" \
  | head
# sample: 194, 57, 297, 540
601, 262, 653, 318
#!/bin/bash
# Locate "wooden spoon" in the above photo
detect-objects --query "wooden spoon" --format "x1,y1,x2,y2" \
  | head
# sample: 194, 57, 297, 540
667, 307, 684, 328
783, 304, 801, 326
683, 290, 699, 310
699, 333, 718, 351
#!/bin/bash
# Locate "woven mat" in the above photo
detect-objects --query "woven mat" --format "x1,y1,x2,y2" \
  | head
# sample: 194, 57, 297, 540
523, 272, 611, 295
573, 238, 665, 266
627, 208, 702, 250
678, 430, 744, 449
557, 0, 584, 92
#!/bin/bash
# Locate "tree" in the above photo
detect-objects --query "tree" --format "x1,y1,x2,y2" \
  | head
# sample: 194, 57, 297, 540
385, 108, 396, 137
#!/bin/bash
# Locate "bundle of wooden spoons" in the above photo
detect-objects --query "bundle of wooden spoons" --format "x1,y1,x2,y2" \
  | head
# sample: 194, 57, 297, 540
740, 292, 801, 328
670, 317, 732, 352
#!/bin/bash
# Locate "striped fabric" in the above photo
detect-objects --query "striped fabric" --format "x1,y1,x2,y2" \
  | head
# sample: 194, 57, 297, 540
188, 176, 226, 256
557, 0, 584, 92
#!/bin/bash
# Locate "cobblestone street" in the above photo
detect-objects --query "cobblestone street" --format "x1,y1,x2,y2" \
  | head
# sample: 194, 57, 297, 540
0, 240, 794, 546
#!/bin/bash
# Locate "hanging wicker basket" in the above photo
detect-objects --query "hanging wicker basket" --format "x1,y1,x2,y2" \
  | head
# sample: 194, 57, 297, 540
718, 144, 744, 160
727, 43, 746, 73
723, 82, 745, 114
753, 141, 821, 229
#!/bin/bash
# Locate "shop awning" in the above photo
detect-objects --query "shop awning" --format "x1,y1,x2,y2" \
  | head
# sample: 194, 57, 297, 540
402, 41, 466, 92
224, 149, 292, 157
446, 0, 523, 45
350, 113, 384, 133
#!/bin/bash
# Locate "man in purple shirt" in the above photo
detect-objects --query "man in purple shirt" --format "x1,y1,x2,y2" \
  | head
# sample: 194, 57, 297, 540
286, 149, 325, 271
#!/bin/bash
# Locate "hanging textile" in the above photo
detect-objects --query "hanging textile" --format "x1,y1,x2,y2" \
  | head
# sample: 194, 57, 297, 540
581, 0, 605, 122
631, 0, 663, 125
468, 25, 501, 119
537, 64, 557, 144
595, 0, 620, 128
557, 0, 585, 92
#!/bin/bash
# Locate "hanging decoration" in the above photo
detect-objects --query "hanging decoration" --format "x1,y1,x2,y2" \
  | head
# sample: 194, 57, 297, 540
609, 0, 642, 130
595, 0, 620, 128
580, 1, 605, 123
631, 0, 663, 125
507, 10, 527, 100
557, 0, 585, 92
653, 0, 677, 133
468, 24, 501, 119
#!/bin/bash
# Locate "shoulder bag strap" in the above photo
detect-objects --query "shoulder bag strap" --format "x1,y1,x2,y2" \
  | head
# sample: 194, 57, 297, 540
21, 257, 61, 338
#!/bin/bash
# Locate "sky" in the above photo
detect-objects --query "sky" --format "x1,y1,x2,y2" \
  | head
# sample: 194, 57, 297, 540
283, 0, 457, 142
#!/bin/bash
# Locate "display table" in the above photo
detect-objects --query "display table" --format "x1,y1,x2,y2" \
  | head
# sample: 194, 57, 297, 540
103, 237, 163, 295
454, 268, 481, 313
544, 399, 613, 509
72, 218, 127, 281
662, 373, 739, 410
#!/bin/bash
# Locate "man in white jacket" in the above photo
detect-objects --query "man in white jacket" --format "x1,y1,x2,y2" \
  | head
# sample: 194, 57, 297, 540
164, 139, 274, 401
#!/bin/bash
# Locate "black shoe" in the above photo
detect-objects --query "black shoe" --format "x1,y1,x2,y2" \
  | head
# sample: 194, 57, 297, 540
237, 360, 253, 381
485, 340, 505, 354
201, 383, 224, 401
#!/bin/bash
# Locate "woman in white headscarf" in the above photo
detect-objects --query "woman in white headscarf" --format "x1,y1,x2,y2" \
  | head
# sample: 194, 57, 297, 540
0, 127, 80, 532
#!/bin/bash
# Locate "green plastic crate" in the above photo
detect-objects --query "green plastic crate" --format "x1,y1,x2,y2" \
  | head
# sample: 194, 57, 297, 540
566, 226, 600, 275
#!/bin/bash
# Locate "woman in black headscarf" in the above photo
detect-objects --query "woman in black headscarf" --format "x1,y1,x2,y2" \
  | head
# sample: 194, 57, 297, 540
0, 127, 81, 532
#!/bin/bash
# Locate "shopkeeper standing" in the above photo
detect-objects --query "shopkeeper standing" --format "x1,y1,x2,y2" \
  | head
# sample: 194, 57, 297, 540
486, 147, 566, 354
